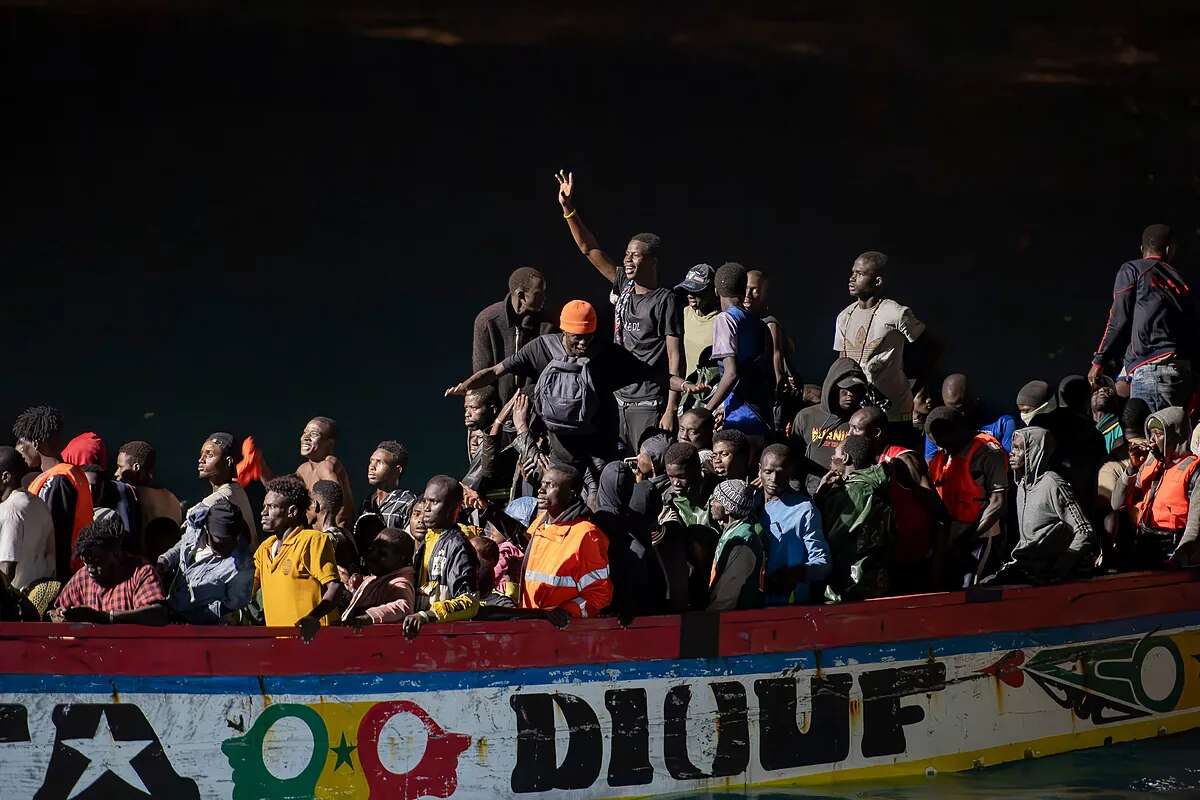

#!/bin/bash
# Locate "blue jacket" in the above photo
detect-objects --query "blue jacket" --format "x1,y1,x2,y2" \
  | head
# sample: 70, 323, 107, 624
760, 492, 831, 605
158, 510, 254, 624
1093, 256, 1196, 373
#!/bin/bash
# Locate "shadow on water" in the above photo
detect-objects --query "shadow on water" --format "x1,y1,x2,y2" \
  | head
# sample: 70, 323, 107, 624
678, 730, 1200, 799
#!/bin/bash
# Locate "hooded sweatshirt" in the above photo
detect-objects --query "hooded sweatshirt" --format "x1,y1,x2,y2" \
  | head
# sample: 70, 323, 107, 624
1003, 427, 1097, 582
1113, 407, 1200, 559
793, 358, 868, 495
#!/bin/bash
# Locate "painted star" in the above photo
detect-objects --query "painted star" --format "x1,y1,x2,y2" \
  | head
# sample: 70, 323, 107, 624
330, 732, 357, 771
60, 710, 153, 799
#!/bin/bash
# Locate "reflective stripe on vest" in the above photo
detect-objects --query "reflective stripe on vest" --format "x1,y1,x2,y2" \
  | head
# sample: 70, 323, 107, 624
929, 433, 1001, 525
1136, 455, 1200, 533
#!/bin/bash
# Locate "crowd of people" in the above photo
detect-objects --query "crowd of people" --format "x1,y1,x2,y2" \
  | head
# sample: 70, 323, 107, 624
1, 174, 1197, 637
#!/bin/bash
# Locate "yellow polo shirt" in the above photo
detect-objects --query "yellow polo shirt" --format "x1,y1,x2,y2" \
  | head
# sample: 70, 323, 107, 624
253, 527, 339, 627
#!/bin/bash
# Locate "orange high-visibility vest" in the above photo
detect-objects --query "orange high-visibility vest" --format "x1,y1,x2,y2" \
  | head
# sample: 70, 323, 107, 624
929, 433, 1002, 525
1135, 454, 1200, 533
521, 513, 612, 619
28, 462, 94, 571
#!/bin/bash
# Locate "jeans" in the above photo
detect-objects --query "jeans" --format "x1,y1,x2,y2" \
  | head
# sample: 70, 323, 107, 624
1130, 359, 1193, 413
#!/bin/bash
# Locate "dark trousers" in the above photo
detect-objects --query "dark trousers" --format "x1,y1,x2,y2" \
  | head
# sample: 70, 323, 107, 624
618, 400, 664, 457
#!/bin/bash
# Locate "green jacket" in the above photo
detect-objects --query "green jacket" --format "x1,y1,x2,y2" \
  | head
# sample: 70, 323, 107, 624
816, 464, 895, 602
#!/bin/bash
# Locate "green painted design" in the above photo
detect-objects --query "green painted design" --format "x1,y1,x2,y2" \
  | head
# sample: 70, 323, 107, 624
221, 704, 329, 800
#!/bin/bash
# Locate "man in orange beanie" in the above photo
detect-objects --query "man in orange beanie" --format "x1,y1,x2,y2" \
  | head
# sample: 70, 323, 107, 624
448, 301, 702, 499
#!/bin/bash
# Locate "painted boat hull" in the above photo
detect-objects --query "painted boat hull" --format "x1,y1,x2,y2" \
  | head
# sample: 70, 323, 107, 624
2, 569, 1198, 799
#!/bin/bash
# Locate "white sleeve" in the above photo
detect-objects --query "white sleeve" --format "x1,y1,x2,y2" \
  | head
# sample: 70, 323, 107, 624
0, 510, 20, 563
832, 308, 848, 352
897, 304, 926, 343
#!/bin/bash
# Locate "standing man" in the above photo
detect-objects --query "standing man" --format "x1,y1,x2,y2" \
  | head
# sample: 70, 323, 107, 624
675, 263, 720, 376
115, 440, 183, 540
705, 262, 773, 438
834, 252, 929, 442
556, 170, 685, 443
0, 446, 55, 590
1090, 224, 1196, 412
15, 406, 93, 578
295, 416, 355, 529
472, 267, 555, 406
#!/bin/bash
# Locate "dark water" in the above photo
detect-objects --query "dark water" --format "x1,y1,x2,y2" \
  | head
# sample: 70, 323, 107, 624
682, 730, 1200, 798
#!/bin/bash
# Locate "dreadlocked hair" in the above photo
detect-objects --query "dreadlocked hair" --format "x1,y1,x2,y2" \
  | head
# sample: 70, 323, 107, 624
12, 406, 64, 445
74, 515, 126, 557
265, 475, 312, 515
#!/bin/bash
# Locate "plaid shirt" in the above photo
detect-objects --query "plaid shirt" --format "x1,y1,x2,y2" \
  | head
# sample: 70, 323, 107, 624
54, 556, 166, 613
353, 488, 418, 543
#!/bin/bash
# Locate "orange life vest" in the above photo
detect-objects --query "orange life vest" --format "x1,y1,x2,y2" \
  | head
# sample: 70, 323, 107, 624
28, 462, 94, 571
1135, 454, 1200, 533
929, 433, 1002, 525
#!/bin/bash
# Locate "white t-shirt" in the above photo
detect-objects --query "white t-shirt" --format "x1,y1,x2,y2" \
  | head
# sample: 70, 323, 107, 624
834, 298, 925, 422
0, 490, 55, 590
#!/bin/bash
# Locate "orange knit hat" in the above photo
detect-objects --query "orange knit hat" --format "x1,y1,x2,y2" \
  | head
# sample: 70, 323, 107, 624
559, 300, 597, 334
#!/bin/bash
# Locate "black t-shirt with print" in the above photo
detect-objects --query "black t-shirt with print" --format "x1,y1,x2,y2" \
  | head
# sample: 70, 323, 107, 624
612, 274, 683, 402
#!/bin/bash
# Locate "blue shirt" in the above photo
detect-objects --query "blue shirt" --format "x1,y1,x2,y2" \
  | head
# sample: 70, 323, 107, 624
760, 492, 831, 605
710, 305, 771, 435
158, 521, 255, 624
924, 414, 1019, 460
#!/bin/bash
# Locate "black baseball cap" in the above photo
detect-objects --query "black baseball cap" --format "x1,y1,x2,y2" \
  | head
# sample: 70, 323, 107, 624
675, 264, 715, 294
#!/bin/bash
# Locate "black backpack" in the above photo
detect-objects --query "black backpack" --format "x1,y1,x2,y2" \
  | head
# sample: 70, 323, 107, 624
534, 338, 600, 435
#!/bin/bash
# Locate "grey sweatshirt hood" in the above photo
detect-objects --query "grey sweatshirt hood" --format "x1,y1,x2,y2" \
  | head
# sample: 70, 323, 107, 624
819, 357, 868, 418
1017, 426, 1056, 486
1146, 406, 1191, 462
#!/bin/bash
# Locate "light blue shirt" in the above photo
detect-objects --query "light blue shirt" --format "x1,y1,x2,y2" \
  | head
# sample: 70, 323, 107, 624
760, 492, 830, 605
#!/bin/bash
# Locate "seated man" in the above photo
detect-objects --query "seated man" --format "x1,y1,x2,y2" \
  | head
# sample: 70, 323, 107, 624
987, 427, 1097, 585
470, 535, 515, 609
707, 479, 765, 611
923, 373, 1019, 458
254, 475, 342, 639
403, 476, 480, 638
353, 441, 418, 552
758, 443, 831, 605
1112, 406, 1200, 567
656, 442, 720, 611
814, 435, 895, 602
295, 416, 355, 529
341, 528, 417, 626
677, 407, 716, 473
926, 407, 1008, 587
0, 446, 55, 591
792, 359, 867, 495
521, 464, 612, 622
158, 497, 255, 623
711, 429, 752, 481
194, 432, 258, 546
310, 479, 347, 537
49, 516, 167, 625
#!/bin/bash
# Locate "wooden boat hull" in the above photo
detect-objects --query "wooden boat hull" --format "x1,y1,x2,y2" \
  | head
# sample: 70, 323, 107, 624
2, 570, 1198, 798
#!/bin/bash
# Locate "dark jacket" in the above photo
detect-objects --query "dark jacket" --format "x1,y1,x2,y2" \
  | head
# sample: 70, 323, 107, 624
792, 357, 868, 494
412, 525, 479, 623
1093, 257, 1196, 373
472, 295, 556, 405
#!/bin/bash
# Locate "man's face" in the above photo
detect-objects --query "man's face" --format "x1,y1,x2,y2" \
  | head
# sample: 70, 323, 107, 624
422, 482, 458, 530
759, 453, 792, 500
1091, 387, 1118, 417
114, 451, 141, 484
198, 440, 230, 482
1150, 426, 1167, 458
711, 440, 746, 480
260, 491, 294, 534
365, 533, 410, 575
678, 413, 713, 449
367, 449, 401, 489
838, 385, 865, 414
1009, 434, 1027, 476
15, 439, 40, 470
666, 461, 700, 496
686, 293, 703, 310
537, 471, 572, 515
562, 332, 593, 357
848, 259, 879, 298
515, 278, 546, 315
408, 499, 428, 539
623, 239, 655, 283
709, 497, 729, 525
848, 409, 881, 441
81, 546, 122, 586
743, 274, 767, 314
463, 395, 492, 430
300, 419, 334, 460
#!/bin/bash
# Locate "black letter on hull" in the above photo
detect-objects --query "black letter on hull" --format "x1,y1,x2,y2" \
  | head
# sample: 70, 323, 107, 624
664, 682, 749, 780
859, 663, 947, 758
0, 705, 30, 743
510, 693, 602, 793
605, 689, 653, 787
754, 674, 852, 770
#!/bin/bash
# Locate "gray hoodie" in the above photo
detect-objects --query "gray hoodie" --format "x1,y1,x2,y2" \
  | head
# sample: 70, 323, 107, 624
1112, 406, 1200, 561
1004, 427, 1097, 580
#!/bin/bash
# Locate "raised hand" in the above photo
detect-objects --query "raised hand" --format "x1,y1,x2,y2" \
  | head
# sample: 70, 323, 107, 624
444, 382, 468, 397
512, 392, 532, 433
555, 169, 575, 213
